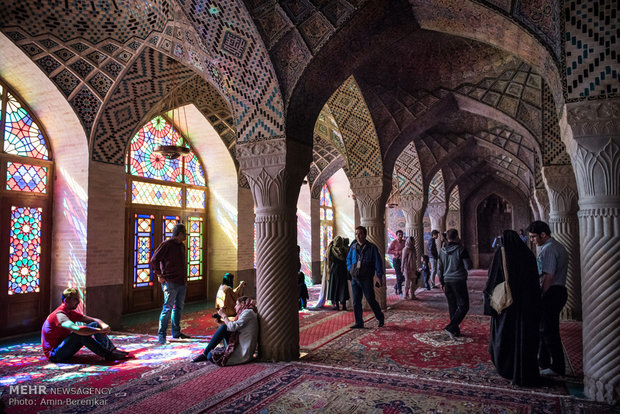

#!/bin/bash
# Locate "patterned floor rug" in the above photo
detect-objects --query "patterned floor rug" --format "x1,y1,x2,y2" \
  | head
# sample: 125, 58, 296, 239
207, 363, 616, 414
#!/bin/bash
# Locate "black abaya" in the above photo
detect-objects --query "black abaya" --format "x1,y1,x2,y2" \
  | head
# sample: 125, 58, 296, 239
484, 230, 541, 386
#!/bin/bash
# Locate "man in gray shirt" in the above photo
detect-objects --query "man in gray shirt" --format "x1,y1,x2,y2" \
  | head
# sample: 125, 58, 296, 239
528, 220, 568, 376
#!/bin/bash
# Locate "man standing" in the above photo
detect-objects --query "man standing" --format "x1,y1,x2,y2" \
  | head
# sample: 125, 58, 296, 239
387, 230, 406, 296
438, 229, 472, 339
428, 230, 440, 288
528, 220, 568, 376
41, 288, 129, 362
346, 226, 385, 329
151, 223, 191, 344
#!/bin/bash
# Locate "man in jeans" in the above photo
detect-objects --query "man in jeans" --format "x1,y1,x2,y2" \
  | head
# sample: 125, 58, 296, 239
41, 288, 129, 362
346, 226, 385, 329
151, 223, 191, 344
428, 230, 440, 288
528, 220, 568, 376
438, 229, 472, 338
387, 230, 406, 295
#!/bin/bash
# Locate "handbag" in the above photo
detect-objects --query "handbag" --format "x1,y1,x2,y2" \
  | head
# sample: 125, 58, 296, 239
490, 246, 513, 314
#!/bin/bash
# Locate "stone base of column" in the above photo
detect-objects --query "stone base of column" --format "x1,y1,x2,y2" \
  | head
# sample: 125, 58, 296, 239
584, 375, 619, 405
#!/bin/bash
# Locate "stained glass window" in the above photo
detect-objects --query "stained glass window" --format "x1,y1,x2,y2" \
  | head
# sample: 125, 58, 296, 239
183, 150, 206, 186
4, 93, 49, 160
186, 188, 205, 209
319, 184, 334, 262
6, 162, 47, 193
133, 214, 154, 288
8, 206, 42, 295
131, 181, 183, 207
187, 216, 203, 281
162, 215, 181, 240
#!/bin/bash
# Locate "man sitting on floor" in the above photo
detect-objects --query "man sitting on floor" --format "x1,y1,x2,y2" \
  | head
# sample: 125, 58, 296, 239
41, 287, 129, 362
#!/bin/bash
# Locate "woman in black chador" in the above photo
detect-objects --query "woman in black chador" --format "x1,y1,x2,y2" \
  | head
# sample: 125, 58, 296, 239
484, 229, 541, 386
326, 236, 350, 311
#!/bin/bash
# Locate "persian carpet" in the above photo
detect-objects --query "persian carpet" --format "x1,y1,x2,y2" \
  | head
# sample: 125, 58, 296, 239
207, 363, 615, 414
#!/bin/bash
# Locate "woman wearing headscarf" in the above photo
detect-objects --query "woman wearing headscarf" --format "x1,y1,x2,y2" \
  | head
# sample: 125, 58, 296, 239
401, 236, 418, 300
215, 273, 246, 317
327, 236, 350, 310
193, 296, 258, 366
484, 229, 541, 386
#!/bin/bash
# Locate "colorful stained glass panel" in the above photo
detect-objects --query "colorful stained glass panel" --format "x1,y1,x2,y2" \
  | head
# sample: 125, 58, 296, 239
133, 214, 154, 288
131, 181, 183, 207
320, 184, 332, 207
186, 188, 205, 209
128, 116, 184, 182
8, 206, 42, 295
4, 93, 49, 160
183, 150, 206, 186
6, 162, 47, 193
162, 215, 180, 240
187, 216, 203, 281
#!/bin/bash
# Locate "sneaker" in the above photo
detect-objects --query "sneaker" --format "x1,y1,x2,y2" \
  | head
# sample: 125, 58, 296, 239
350, 324, 364, 329
378, 320, 385, 328
172, 332, 191, 339
444, 329, 456, 340
192, 353, 209, 363
158, 336, 166, 345
539, 368, 558, 376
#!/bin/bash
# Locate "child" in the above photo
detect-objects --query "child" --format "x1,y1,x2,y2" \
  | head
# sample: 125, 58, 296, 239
419, 255, 431, 290
298, 272, 309, 310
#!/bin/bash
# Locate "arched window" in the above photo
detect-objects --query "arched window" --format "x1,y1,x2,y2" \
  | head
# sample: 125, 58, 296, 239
319, 184, 334, 262
0, 79, 53, 336
125, 115, 207, 312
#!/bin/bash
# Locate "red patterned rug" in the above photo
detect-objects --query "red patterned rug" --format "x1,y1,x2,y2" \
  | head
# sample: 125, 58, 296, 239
207, 363, 614, 414
301, 311, 572, 394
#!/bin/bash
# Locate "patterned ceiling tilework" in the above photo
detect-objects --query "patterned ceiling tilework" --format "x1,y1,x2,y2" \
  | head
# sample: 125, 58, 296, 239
449, 185, 460, 211
178, 0, 285, 142
428, 170, 445, 204
542, 82, 571, 165
69, 58, 95, 78
20, 42, 43, 57
322, 0, 356, 26
534, 153, 544, 189
310, 155, 346, 198
0, 0, 172, 44
455, 63, 543, 139
92, 47, 196, 164
513, 0, 562, 61
88, 72, 114, 98
70, 42, 90, 53
35, 55, 61, 75
420, 132, 469, 169
51, 68, 80, 97
314, 105, 347, 157
297, 11, 334, 53
70, 87, 101, 135
53, 47, 76, 62
476, 127, 536, 163
87, 50, 109, 66
393, 141, 423, 196
252, 3, 294, 49
326, 76, 382, 177
102, 60, 125, 79
564, 0, 620, 101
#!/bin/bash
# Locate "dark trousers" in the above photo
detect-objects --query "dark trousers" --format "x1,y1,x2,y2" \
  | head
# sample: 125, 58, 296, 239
393, 258, 404, 294
444, 280, 469, 335
351, 277, 384, 327
49, 322, 114, 362
201, 323, 231, 359
539, 285, 567, 374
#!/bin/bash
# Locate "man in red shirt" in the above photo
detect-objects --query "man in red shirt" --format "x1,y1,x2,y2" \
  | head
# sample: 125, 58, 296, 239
151, 223, 191, 344
387, 230, 406, 295
41, 288, 129, 362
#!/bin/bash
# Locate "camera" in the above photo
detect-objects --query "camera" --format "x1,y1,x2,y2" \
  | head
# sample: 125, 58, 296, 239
211, 313, 222, 323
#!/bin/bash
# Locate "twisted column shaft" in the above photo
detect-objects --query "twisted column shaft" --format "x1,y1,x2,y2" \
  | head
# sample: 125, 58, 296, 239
400, 194, 425, 264
565, 99, 620, 403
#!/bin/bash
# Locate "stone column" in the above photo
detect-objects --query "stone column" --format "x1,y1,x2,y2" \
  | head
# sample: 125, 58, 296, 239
427, 202, 446, 233
534, 188, 550, 222
530, 198, 541, 221
350, 176, 389, 309
237, 138, 311, 361
399, 194, 425, 261
542, 165, 581, 320
565, 98, 620, 404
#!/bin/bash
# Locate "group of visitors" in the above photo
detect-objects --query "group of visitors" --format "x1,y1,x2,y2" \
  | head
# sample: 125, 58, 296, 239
41, 219, 569, 384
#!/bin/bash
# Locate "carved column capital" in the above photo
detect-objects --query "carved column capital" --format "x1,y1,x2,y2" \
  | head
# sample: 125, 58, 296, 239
426, 202, 446, 219
542, 165, 579, 216
569, 136, 620, 209
566, 98, 620, 138
399, 193, 425, 213
534, 188, 550, 222
350, 176, 387, 220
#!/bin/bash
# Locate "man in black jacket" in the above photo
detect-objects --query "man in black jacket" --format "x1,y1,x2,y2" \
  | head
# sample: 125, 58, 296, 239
438, 229, 472, 338
428, 230, 440, 288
